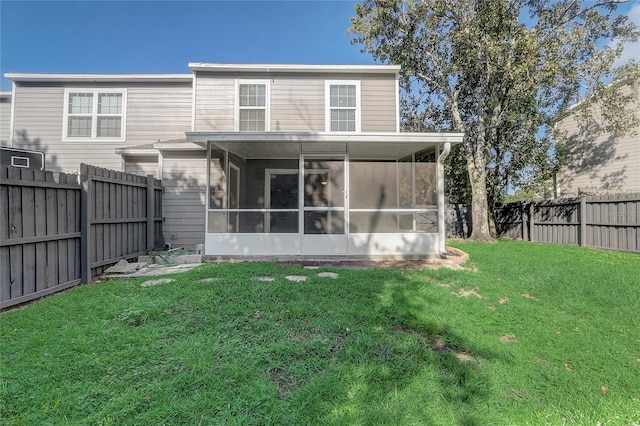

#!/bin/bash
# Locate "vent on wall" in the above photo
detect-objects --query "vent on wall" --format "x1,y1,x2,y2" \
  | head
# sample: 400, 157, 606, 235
0, 146, 45, 170
11, 156, 29, 168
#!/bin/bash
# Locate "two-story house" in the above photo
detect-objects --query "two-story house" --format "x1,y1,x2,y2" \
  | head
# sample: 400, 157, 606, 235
3, 63, 463, 257
555, 81, 640, 197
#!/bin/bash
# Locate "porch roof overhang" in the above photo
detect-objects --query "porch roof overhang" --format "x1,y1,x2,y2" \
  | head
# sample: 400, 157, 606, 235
184, 131, 463, 160
115, 143, 160, 157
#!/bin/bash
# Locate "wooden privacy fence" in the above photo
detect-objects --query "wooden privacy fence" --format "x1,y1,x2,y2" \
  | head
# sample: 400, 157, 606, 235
446, 204, 471, 238
492, 193, 639, 252
1, 164, 163, 309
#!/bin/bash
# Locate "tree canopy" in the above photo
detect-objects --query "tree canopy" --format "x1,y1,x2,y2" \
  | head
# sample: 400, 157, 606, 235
349, 0, 639, 241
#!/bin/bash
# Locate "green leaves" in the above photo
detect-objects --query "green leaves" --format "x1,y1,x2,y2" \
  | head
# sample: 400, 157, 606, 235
350, 0, 639, 235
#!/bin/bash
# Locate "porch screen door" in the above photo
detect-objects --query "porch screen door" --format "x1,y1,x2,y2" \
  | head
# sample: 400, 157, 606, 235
301, 155, 347, 254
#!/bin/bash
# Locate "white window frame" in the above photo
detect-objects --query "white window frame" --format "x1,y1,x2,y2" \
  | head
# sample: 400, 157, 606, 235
62, 88, 127, 142
325, 80, 361, 133
235, 79, 270, 132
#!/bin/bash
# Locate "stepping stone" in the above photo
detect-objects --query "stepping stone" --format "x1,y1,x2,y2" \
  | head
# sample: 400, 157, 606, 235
141, 278, 174, 287
104, 259, 147, 274
255, 276, 275, 282
199, 278, 220, 283
285, 275, 307, 282
318, 272, 339, 279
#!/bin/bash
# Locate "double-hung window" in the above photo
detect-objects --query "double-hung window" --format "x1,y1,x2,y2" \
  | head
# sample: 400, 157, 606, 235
64, 89, 126, 141
326, 80, 360, 132
236, 80, 269, 131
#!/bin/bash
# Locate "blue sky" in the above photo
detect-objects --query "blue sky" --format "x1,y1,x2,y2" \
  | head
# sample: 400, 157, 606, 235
0, 0, 372, 90
1, 0, 639, 92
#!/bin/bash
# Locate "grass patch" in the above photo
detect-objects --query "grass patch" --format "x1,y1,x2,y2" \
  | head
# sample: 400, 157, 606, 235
1, 240, 639, 425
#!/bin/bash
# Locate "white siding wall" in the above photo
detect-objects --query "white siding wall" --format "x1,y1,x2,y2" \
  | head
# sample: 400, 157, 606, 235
127, 86, 193, 144
162, 150, 207, 249
194, 72, 398, 133
0, 95, 11, 144
194, 74, 235, 131
11, 82, 192, 173
557, 83, 640, 196
124, 155, 160, 178
361, 75, 397, 132
271, 77, 325, 132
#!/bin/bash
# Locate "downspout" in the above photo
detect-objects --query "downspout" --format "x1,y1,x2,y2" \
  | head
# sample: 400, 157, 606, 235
437, 142, 451, 256
9, 82, 16, 147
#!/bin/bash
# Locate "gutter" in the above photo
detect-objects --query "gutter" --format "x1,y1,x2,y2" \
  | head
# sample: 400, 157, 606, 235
437, 142, 452, 255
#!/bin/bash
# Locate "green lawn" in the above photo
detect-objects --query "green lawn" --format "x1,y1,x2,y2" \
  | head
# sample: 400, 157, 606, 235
1, 240, 639, 425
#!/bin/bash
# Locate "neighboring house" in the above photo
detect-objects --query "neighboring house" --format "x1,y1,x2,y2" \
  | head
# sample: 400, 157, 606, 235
3, 63, 463, 257
555, 82, 640, 197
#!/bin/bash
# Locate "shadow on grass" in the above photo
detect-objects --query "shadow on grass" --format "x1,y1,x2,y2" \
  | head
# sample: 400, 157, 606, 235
294, 269, 498, 425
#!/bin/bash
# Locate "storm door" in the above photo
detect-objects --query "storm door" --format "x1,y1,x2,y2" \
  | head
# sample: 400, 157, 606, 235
301, 155, 348, 254
265, 169, 299, 233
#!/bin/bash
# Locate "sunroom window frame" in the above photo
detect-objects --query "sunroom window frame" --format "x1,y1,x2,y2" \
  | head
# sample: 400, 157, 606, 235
235, 79, 270, 132
325, 80, 361, 133
62, 88, 127, 142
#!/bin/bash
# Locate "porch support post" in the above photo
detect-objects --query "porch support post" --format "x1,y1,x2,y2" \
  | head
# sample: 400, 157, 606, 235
437, 143, 451, 256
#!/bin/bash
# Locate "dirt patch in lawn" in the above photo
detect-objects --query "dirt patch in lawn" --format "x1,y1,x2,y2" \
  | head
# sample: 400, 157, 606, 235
394, 326, 477, 364
211, 246, 470, 271
500, 334, 518, 344
454, 287, 484, 299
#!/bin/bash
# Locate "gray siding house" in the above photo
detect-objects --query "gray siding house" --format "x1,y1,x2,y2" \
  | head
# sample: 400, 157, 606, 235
3, 63, 463, 257
0, 92, 11, 145
556, 82, 640, 196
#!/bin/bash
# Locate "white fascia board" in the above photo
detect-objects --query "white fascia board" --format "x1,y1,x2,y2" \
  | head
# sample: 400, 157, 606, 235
152, 141, 206, 151
185, 131, 463, 144
115, 148, 160, 157
0, 91, 11, 97
4, 73, 193, 83
188, 63, 401, 74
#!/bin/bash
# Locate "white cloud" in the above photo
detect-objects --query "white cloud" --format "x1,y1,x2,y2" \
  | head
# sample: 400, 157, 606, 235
613, 3, 640, 67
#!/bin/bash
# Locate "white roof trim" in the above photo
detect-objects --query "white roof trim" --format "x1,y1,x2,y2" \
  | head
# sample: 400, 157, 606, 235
115, 150, 160, 157
4, 73, 193, 83
188, 63, 401, 74
185, 131, 463, 144
0, 91, 11, 97
153, 141, 206, 151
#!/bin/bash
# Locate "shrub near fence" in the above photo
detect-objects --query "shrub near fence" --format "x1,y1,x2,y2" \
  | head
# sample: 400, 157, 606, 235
0, 164, 163, 309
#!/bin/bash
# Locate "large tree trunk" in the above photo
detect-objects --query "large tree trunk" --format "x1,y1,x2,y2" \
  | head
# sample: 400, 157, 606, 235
465, 109, 496, 242
466, 154, 495, 242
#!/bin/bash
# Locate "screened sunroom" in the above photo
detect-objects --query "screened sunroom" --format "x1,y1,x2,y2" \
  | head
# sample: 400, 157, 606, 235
186, 132, 462, 257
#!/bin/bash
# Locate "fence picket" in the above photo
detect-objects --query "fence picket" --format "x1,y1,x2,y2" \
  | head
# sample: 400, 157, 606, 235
1, 164, 164, 309
20, 169, 36, 295
447, 193, 639, 253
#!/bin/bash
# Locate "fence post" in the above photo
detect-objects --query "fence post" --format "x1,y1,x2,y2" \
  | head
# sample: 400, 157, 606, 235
520, 202, 526, 241
80, 164, 91, 284
146, 175, 154, 252
579, 196, 587, 247
529, 202, 535, 242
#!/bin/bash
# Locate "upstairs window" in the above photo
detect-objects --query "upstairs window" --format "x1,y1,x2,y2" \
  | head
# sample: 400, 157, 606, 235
326, 81, 360, 132
237, 81, 269, 131
64, 89, 126, 141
